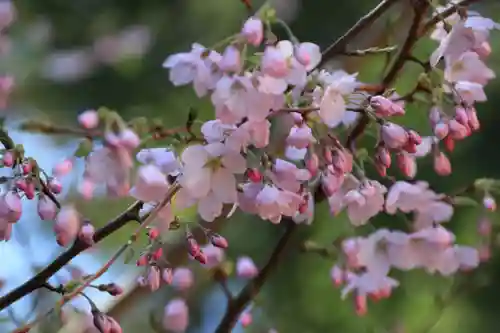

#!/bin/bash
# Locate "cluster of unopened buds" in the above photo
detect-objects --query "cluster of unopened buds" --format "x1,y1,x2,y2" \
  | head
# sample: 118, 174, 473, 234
2, 1, 500, 332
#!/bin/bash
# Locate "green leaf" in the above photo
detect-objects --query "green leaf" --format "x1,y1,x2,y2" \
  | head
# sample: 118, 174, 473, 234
474, 178, 496, 191
74, 138, 93, 157
453, 196, 479, 207
129, 117, 149, 136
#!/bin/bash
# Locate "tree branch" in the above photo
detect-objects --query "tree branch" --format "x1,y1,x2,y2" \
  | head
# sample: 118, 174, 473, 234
214, 220, 297, 333
315, 0, 401, 69
420, 0, 483, 37
0, 201, 143, 311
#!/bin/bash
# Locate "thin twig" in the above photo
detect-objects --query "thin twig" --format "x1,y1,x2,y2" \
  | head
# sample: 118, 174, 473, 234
341, 45, 398, 57
420, 0, 483, 36
0, 201, 143, 311
315, 0, 401, 69
214, 220, 297, 333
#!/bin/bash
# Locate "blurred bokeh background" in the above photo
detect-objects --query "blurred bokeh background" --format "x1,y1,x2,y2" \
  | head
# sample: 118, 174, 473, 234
1, 0, 500, 332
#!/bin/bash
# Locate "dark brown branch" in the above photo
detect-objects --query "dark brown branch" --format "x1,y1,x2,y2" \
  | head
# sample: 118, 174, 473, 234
315, 0, 401, 69
382, 1, 429, 88
0, 201, 143, 310
214, 220, 297, 333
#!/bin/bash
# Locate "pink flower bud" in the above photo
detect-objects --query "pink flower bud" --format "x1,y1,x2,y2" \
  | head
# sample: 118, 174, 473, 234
241, 17, 263, 46
375, 147, 391, 168
149, 227, 160, 240
466, 107, 480, 131
429, 106, 442, 127
474, 41, 492, 59
477, 217, 492, 236
104, 283, 124, 296
236, 256, 258, 278
152, 247, 163, 261
15, 179, 27, 192
294, 42, 321, 70
163, 299, 189, 333
261, 45, 288, 78
79, 178, 94, 200
323, 148, 333, 164
200, 245, 225, 268
49, 178, 63, 194
448, 119, 469, 140
24, 181, 35, 200
194, 252, 207, 264
148, 266, 161, 292
79, 222, 95, 246
37, 196, 58, 221
187, 236, 200, 258
396, 153, 416, 178
433, 122, 449, 140
330, 265, 344, 287
163, 268, 174, 284
479, 245, 491, 262
306, 153, 319, 176
355, 294, 367, 316
78, 109, 99, 129
455, 107, 469, 126
370, 95, 405, 116
2, 151, 14, 167
483, 195, 496, 212
53, 159, 73, 177
136, 254, 148, 267
444, 136, 455, 152
22, 161, 32, 175
54, 205, 80, 247
219, 45, 241, 73
239, 312, 253, 328
172, 267, 194, 291
381, 123, 408, 149
247, 168, 262, 182
0, 191, 22, 223
210, 233, 228, 249
434, 152, 451, 176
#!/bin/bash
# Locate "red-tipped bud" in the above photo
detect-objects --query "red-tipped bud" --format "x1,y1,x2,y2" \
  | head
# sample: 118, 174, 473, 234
152, 247, 163, 261
210, 233, 229, 249
2, 151, 14, 167
148, 227, 160, 240
247, 168, 262, 182
434, 152, 451, 176
136, 254, 149, 267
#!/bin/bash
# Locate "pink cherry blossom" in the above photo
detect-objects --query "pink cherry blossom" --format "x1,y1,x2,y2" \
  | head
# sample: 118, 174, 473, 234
236, 256, 258, 278
54, 205, 80, 247
241, 17, 263, 46
163, 298, 189, 333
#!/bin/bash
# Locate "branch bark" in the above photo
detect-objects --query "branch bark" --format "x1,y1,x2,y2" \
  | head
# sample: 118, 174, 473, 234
316, 0, 401, 69
0, 201, 143, 310
214, 220, 297, 333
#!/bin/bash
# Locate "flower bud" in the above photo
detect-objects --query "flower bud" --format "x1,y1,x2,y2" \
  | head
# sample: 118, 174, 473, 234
219, 45, 241, 73
163, 299, 189, 333
483, 195, 496, 212
136, 254, 148, 267
187, 235, 200, 258
375, 147, 391, 168
396, 153, 416, 178
429, 106, 442, 127
434, 152, 451, 176
466, 107, 480, 131
80, 178, 94, 200
381, 123, 408, 149
54, 205, 80, 247
147, 266, 161, 292
240, 312, 253, 328
209, 232, 228, 249
37, 195, 58, 221
24, 181, 36, 200
162, 268, 174, 284
236, 256, 258, 278
444, 135, 455, 152
241, 17, 263, 46
78, 109, 99, 129
330, 265, 344, 287
22, 161, 33, 175
53, 159, 73, 177
78, 221, 95, 246
355, 294, 367, 316
247, 168, 262, 182
370, 95, 405, 116
172, 267, 194, 291
306, 153, 319, 176
455, 107, 469, 126
148, 227, 160, 240
0, 191, 22, 223
152, 247, 163, 261
448, 119, 469, 140
49, 178, 63, 194
477, 217, 492, 236
433, 122, 449, 140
